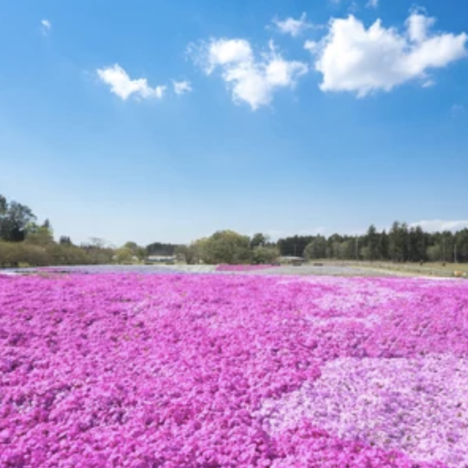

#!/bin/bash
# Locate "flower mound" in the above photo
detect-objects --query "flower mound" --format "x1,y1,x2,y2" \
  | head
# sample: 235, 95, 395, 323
0, 274, 467, 467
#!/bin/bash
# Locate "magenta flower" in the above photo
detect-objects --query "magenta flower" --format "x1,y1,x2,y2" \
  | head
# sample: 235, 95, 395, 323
0, 274, 467, 467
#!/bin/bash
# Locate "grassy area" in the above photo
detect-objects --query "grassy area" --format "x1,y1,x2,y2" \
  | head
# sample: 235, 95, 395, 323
312, 260, 468, 278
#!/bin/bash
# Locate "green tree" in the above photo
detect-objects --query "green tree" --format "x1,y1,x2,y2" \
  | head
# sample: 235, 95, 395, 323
135, 247, 146, 262
365, 225, 379, 261
176, 240, 205, 264
124, 241, 139, 254
326, 234, 343, 259
408, 226, 426, 262
121, 241, 146, 261
25, 221, 54, 246
277, 236, 314, 257
59, 236, 73, 246
389, 222, 405, 262
146, 242, 180, 256
200, 230, 251, 264
0, 195, 7, 217
0, 241, 21, 267
427, 244, 442, 262
0, 197, 36, 242
80, 239, 114, 264
250, 233, 269, 249
115, 247, 133, 264
339, 240, 355, 260
455, 229, 468, 262
378, 230, 389, 260
252, 246, 279, 264
304, 236, 327, 260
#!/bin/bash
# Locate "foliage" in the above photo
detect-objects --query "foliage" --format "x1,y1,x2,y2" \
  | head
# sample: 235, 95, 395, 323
175, 242, 204, 265
59, 236, 73, 246
146, 242, 182, 256
24, 220, 54, 246
303, 236, 327, 260
277, 235, 314, 257
0, 241, 114, 267
199, 230, 251, 264
252, 246, 279, 264
250, 233, 269, 249
1, 274, 467, 466
277, 225, 468, 264
2, 192, 468, 266
0, 195, 37, 242
120, 242, 144, 261
115, 247, 134, 264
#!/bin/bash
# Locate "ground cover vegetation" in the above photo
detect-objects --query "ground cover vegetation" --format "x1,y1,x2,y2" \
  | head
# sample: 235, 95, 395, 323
1, 273, 467, 467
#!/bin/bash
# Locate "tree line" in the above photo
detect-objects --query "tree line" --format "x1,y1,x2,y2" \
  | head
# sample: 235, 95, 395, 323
0, 195, 115, 267
176, 224, 468, 265
2, 193, 467, 267
278, 222, 468, 263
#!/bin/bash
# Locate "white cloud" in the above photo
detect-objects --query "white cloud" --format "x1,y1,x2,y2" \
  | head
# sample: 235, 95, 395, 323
312, 13, 467, 97
196, 39, 308, 110
41, 19, 51, 36
273, 13, 311, 37
173, 80, 192, 95
422, 79, 435, 88
367, 0, 379, 8
207, 39, 253, 70
407, 13, 435, 43
304, 40, 319, 54
410, 220, 468, 233
97, 64, 166, 101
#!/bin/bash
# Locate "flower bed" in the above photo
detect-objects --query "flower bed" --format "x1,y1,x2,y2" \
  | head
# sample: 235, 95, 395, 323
0, 274, 467, 467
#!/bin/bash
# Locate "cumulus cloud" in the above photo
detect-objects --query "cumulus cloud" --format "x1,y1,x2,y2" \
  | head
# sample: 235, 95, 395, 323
273, 13, 312, 37
97, 64, 166, 101
410, 220, 468, 233
173, 80, 192, 95
205, 39, 253, 70
406, 12, 435, 43
41, 19, 51, 36
311, 12, 467, 96
195, 39, 308, 110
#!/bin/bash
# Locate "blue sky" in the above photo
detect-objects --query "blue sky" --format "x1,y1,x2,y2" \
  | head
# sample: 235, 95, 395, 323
0, 0, 467, 246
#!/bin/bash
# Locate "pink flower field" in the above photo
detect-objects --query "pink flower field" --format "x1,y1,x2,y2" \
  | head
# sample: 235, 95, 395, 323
1, 273, 468, 468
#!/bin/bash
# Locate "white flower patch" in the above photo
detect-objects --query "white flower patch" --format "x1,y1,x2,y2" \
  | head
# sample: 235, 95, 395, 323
312, 284, 413, 313
304, 313, 382, 328
256, 354, 468, 467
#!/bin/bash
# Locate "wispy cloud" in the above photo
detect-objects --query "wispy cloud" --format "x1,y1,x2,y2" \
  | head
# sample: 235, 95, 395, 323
366, 0, 379, 8
309, 12, 467, 97
191, 39, 308, 110
422, 80, 436, 88
173, 80, 192, 95
410, 220, 468, 232
41, 19, 51, 36
272, 13, 312, 37
97, 64, 166, 101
